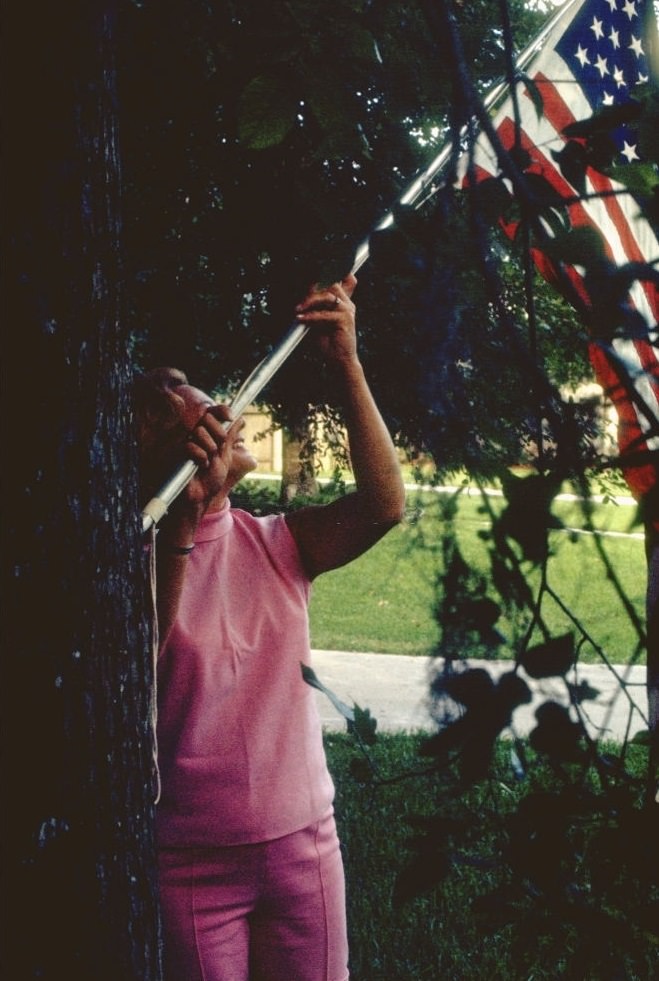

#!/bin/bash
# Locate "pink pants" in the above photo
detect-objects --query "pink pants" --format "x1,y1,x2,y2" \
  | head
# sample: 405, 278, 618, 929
158, 810, 349, 981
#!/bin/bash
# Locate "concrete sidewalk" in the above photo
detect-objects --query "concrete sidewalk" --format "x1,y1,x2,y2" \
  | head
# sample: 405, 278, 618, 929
311, 650, 650, 743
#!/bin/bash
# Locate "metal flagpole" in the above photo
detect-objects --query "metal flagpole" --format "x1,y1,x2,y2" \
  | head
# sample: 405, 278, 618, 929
140, 0, 579, 533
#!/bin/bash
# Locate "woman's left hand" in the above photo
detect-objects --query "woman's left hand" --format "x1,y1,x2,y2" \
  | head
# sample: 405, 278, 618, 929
294, 273, 358, 366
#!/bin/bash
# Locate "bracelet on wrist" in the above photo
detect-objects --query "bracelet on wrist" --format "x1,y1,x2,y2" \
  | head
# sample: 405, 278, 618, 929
161, 542, 196, 555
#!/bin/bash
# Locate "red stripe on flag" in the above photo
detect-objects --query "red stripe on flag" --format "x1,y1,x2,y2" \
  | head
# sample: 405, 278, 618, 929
470, 96, 659, 500
528, 71, 578, 136
532, 72, 658, 317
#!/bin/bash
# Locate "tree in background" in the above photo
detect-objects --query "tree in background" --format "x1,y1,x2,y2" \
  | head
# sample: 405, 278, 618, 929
117, 0, 547, 407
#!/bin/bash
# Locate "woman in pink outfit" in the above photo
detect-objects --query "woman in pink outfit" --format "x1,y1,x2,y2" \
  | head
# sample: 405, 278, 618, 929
135, 274, 405, 981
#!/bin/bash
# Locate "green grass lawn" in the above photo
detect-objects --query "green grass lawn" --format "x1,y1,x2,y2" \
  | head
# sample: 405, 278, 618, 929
309, 489, 646, 663
325, 731, 656, 981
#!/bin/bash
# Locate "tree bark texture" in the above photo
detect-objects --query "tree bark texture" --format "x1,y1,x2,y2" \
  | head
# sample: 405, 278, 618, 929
3, 3, 162, 978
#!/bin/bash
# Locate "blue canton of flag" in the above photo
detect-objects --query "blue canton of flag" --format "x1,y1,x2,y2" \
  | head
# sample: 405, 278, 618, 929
554, 0, 652, 162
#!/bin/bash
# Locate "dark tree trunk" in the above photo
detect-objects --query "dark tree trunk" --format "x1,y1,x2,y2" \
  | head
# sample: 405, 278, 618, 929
646, 523, 659, 736
3, 2, 162, 978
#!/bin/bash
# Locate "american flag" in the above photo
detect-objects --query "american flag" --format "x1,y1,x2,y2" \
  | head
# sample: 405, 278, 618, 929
463, 0, 659, 504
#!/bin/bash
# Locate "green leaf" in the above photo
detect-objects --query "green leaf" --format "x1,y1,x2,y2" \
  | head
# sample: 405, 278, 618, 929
461, 597, 503, 636
551, 140, 588, 195
344, 26, 382, 65
510, 743, 526, 780
529, 701, 585, 762
237, 75, 297, 150
301, 663, 355, 723
549, 208, 575, 241
305, 83, 351, 135
543, 225, 607, 268
471, 885, 524, 928
497, 671, 533, 712
470, 177, 513, 223
393, 848, 450, 906
607, 162, 659, 199
520, 72, 545, 122
495, 506, 550, 564
522, 171, 566, 209
508, 144, 533, 172
348, 704, 378, 746
497, 471, 563, 564
566, 680, 601, 704
562, 101, 642, 138
521, 634, 575, 679
441, 668, 494, 709
349, 757, 373, 783
629, 729, 652, 746
583, 131, 618, 173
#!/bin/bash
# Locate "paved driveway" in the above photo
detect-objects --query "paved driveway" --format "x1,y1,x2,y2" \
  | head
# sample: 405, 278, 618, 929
311, 649, 649, 743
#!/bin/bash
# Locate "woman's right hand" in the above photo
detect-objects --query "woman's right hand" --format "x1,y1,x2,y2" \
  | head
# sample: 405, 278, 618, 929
160, 403, 240, 551
179, 404, 235, 510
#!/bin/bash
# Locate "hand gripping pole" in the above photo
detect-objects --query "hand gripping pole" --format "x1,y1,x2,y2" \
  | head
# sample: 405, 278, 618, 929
141, 318, 314, 532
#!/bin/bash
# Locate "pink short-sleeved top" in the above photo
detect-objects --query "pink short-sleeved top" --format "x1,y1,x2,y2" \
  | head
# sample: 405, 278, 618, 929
156, 502, 335, 847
